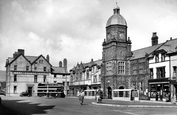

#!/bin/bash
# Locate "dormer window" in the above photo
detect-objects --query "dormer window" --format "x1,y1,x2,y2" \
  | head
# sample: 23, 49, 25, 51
161, 53, 165, 62
155, 54, 159, 63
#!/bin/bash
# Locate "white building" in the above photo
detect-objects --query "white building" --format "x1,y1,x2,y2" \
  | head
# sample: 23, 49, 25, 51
148, 37, 177, 101
5, 49, 69, 97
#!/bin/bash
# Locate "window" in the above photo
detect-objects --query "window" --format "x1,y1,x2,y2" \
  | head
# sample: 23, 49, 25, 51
14, 74, 17, 82
43, 75, 46, 82
14, 86, 17, 94
43, 67, 46, 71
54, 81, 57, 83
173, 66, 177, 78
14, 65, 17, 70
161, 53, 165, 62
86, 70, 89, 79
155, 54, 159, 63
118, 62, 125, 74
26, 66, 29, 71
34, 75, 38, 83
34, 66, 37, 70
150, 68, 153, 79
139, 82, 143, 91
156, 67, 165, 78
54, 74, 56, 78
93, 75, 97, 83
39, 60, 43, 64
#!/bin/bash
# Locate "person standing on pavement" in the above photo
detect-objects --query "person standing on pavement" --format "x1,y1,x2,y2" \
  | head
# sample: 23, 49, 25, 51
78, 89, 84, 105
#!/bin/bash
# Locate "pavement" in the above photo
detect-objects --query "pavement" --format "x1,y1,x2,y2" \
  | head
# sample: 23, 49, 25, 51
90, 98, 177, 108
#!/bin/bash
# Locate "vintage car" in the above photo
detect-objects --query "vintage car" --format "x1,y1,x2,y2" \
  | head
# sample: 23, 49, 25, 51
20, 91, 31, 97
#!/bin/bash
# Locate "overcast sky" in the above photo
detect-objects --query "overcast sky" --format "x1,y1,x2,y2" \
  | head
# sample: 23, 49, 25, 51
0, 0, 177, 71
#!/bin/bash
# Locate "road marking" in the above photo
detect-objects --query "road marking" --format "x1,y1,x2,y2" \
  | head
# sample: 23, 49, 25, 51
113, 110, 139, 115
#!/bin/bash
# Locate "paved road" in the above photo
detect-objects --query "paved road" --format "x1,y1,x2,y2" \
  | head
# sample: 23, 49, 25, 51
1, 96, 177, 115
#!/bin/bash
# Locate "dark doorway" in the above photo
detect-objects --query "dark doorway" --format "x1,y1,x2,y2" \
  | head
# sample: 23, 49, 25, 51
28, 86, 33, 96
107, 87, 112, 99
119, 86, 124, 97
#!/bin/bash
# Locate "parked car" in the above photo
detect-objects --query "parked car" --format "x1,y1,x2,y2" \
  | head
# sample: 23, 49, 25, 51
0, 90, 6, 96
20, 91, 31, 97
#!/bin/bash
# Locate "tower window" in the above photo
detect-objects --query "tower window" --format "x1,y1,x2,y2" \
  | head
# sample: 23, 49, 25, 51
118, 62, 125, 74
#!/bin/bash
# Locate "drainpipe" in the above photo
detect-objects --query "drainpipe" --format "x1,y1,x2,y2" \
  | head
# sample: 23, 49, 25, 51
169, 55, 172, 102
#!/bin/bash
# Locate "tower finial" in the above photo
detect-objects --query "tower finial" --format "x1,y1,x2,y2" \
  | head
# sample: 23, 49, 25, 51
114, 2, 120, 14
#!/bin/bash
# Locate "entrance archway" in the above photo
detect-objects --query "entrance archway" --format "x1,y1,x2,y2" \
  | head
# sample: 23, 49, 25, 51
107, 87, 112, 99
119, 86, 125, 97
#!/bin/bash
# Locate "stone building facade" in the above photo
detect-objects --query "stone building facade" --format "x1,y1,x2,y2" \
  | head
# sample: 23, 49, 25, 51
101, 4, 177, 101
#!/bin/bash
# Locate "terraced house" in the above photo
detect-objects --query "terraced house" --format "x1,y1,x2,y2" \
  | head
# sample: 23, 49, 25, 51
69, 59, 102, 96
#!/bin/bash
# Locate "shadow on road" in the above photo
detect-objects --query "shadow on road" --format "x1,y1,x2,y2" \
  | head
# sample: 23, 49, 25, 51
0, 99, 55, 115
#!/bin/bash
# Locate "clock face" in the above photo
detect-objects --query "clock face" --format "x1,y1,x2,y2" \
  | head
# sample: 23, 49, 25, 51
119, 33, 125, 39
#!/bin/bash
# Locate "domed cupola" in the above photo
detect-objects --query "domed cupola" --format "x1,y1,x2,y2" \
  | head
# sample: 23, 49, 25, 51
106, 3, 127, 27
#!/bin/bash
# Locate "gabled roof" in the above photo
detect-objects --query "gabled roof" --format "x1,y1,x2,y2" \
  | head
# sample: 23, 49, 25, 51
31, 54, 52, 66
8, 53, 31, 65
26, 56, 38, 63
131, 38, 177, 60
70, 59, 102, 72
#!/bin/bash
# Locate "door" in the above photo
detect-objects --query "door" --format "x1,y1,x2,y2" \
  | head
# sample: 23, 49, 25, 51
28, 87, 33, 96
107, 87, 112, 99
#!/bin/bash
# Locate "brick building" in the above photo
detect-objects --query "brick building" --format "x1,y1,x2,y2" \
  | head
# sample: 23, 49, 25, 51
101, 4, 177, 101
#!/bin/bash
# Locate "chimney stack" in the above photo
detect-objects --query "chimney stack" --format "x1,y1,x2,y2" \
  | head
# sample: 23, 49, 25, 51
151, 32, 158, 46
59, 61, 62, 67
63, 58, 67, 69
46, 55, 50, 62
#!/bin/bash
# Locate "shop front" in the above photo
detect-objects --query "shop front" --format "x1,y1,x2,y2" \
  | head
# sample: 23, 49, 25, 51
148, 78, 170, 102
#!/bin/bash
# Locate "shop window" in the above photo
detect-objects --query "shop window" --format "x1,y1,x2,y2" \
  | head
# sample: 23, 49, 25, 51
156, 67, 165, 78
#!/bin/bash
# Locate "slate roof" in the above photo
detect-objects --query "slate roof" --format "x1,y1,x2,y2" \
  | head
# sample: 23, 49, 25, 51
131, 38, 177, 60
70, 59, 102, 71
52, 66, 69, 75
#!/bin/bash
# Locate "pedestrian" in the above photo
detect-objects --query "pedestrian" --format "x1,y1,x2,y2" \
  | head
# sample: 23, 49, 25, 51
78, 89, 84, 105
96, 87, 103, 103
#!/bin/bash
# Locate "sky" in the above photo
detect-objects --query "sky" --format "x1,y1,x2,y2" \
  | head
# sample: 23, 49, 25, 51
0, 0, 177, 71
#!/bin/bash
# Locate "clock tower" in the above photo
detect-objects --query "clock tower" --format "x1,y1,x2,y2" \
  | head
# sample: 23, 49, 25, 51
102, 3, 132, 99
